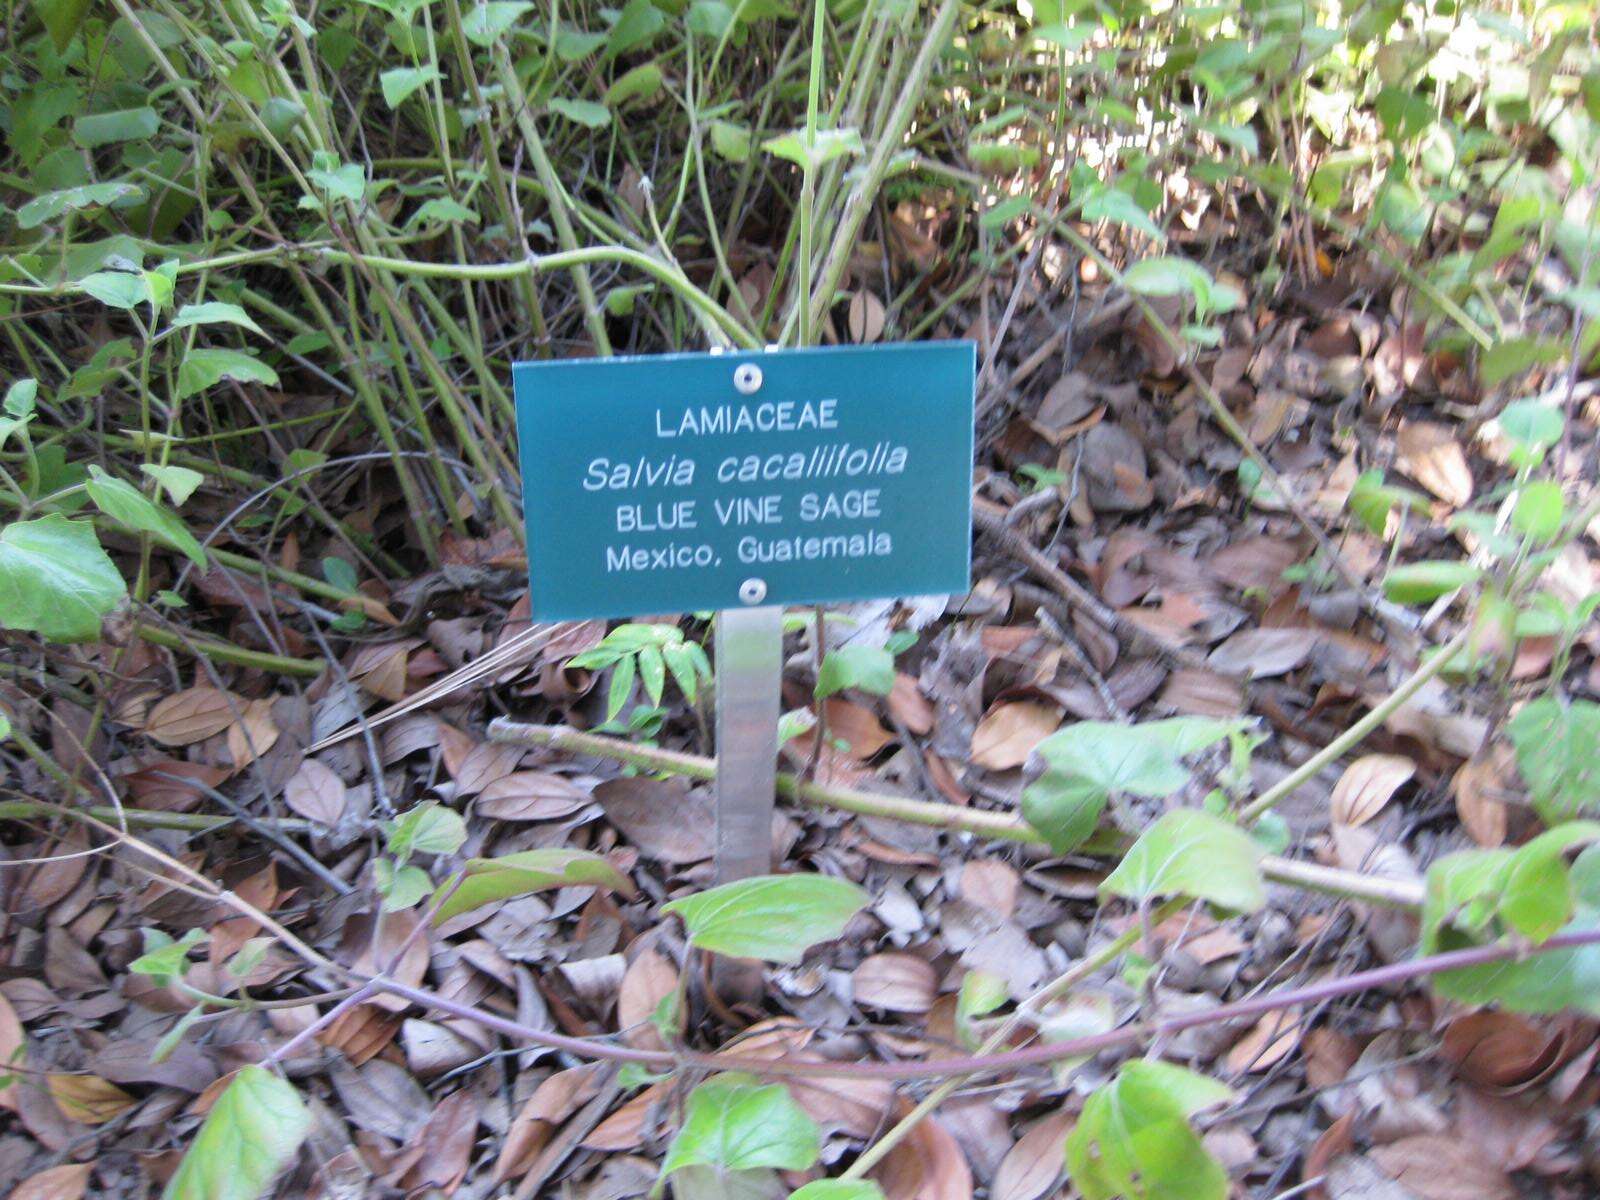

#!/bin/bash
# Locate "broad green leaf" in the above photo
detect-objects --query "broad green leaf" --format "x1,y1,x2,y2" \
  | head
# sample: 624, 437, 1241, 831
176, 348, 279, 399
73, 106, 160, 147
384, 801, 467, 861
16, 182, 144, 230
1382, 560, 1481, 604
605, 62, 664, 107
1507, 698, 1600, 824
1497, 400, 1563, 464
170, 302, 264, 336
142, 465, 205, 507
460, 1, 533, 44
0, 514, 125, 641
1102, 809, 1266, 912
1512, 480, 1564, 542
1347, 470, 1428, 536
1080, 185, 1163, 241
130, 928, 206, 987
607, 0, 665, 55
1123, 255, 1212, 303
1022, 718, 1240, 852
687, 0, 735, 37
549, 97, 612, 127
1066, 1060, 1233, 1200
375, 860, 433, 911
637, 644, 666, 705
379, 66, 442, 109
162, 1066, 311, 1200
1499, 824, 1600, 942
662, 1073, 821, 1176
4, 379, 37, 419
1481, 336, 1565, 387
80, 270, 150, 310
814, 645, 895, 700
433, 848, 635, 923
763, 127, 865, 170
35, 0, 94, 50
710, 120, 753, 162
788, 1183, 886, 1200
86, 467, 207, 569
662, 874, 869, 963
411, 197, 479, 226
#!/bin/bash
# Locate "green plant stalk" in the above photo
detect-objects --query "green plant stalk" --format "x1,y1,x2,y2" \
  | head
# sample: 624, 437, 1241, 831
133, 625, 325, 677
0, 800, 315, 834
486, 719, 1424, 909
492, 47, 613, 355
1239, 627, 1472, 822
844, 893, 1190, 1180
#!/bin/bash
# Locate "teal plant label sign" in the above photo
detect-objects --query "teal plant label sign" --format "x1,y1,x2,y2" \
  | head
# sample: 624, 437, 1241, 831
514, 342, 974, 619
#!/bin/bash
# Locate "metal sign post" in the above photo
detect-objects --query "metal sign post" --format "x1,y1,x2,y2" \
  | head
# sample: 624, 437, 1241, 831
712, 604, 782, 883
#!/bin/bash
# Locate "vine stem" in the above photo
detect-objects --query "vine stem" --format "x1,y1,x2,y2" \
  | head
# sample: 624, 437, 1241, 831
1238, 627, 1470, 823
487, 719, 1424, 909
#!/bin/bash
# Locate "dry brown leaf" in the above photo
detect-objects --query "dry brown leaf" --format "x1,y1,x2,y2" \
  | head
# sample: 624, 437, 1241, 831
959, 859, 1019, 918
1397, 420, 1473, 507
1453, 1088, 1562, 1173
1208, 536, 1300, 593
1369, 1135, 1515, 1200
889, 673, 935, 735
596, 777, 713, 863
477, 771, 591, 821
47, 1073, 136, 1124
348, 639, 419, 702
848, 289, 887, 342
283, 757, 348, 826
1330, 754, 1415, 827
991, 1110, 1071, 1200
351, 910, 430, 1014
0, 991, 23, 1111
226, 697, 280, 768
1159, 669, 1244, 717
970, 701, 1059, 770
852, 951, 938, 1014
17, 827, 89, 912
8, 1163, 93, 1200
582, 1083, 666, 1151
872, 1101, 973, 1200
495, 1065, 604, 1183
1302, 1109, 1355, 1200
824, 697, 894, 759
787, 1073, 893, 1139
143, 686, 236, 746
1225, 1006, 1302, 1074
398, 1089, 480, 1194
618, 948, 678, 1051
1453, 750, 1511, 848
124, 759, 233, 812
1440, 1012, 1562, 1089
1207, 627, 1320, 678
315, 1003, 402, 1064
451, 740, 524, 797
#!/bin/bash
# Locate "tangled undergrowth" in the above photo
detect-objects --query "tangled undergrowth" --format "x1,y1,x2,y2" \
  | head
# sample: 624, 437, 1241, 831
2, 0, 1600, 1197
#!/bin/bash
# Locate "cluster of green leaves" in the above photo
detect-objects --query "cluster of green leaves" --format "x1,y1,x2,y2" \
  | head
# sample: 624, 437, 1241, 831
1421, 822, 1600, 1012
569, 622, 713, 724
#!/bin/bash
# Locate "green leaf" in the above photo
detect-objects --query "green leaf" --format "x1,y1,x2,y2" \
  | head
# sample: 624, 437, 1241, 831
433, 848, 635, 923
1021, 718, 1240, 852
161, 1066, 311, 1200
607, 652, 637, 721
1102, 809, 1266, 912
1512, 480, 1564, 542
1481, 336, 1565, 388
80, 270, 150, 310
1382, 560, 1481, 604
1066, 1060, 1233, 1200
1497, 400, 1563, 463
35, 0, 94, 51
814, 645, 895, 700
604, 62, 664, 107
384, 801, 467, 861
86, 467, 207, 569
380, 66, 442, 109
956, 969, 1008, 1046
662, 1073, 821, 1176
607, 0, 665, 55
4, 379, 37, 420
460, 1, 533, 44
170, 302, 264, 336
142, 465, 205, 507
709, 120, 753, 162
411, 197, 479, 226
0, 515, 126, 642
1080, 185, 1163, 241
662, 874, 869, 963
375, 860, 433, 911
549, 96, 612, 127
130, 928, 206, 987
1123, 255, 1212, 303
1347, 469, 1428, 536
1507, 698, 1600, 824
788, 1183, 887, 1200
176, 348, 279, 399
16, 181, 145, 230
763, 127, 865, 170
73, 107, 160, 148
638, 644, 666, 706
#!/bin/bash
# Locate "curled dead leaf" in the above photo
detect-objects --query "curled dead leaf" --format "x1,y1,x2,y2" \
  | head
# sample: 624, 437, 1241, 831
143, 687, 237, 746
852, 951, 938, 1014
970, 701, 1059, 770
1225, 1005, 1303, 1074
1330, 754, 1415, 827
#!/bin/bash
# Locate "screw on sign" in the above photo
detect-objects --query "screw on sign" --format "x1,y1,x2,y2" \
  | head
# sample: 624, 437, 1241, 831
511, 344, 974, 883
